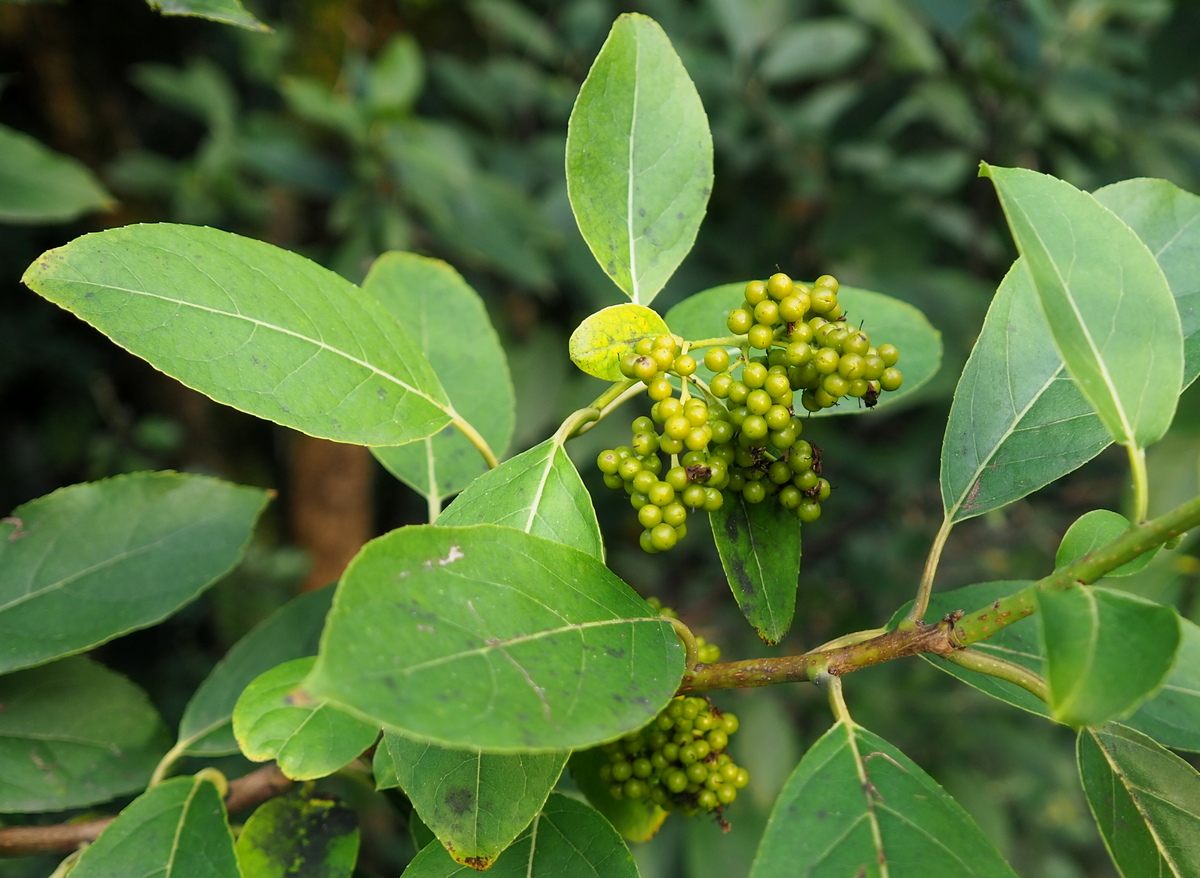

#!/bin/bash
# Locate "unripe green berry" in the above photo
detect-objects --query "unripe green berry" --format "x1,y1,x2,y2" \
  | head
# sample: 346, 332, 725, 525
880, 367, 903, 391
746, 389, 772, 415
753, 299, 780, 326
744, 279, 768, 305
878, 343, 900, 366
741, 414, 768, 441
665, 466, 690, 491
650, 523, 677, 551
727, 308, 753, 334
647, 376, 674, 401
597, 450, 620, 474
703, 346, 731, 372
798, 498, 821, 522
813, 348, 840, 374
742, 362, 768, 389
843, 331, 870, 355
662, 502, 688, 527
743, 480, 767, 504
747, 323, 775, 349
638, 503, 663, 529
779, 294, 807, 322
766, 272, 793, 300
673, 354, 697, 377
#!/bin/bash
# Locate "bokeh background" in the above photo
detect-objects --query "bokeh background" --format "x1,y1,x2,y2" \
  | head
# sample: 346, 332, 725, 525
3, 1, 1200, 876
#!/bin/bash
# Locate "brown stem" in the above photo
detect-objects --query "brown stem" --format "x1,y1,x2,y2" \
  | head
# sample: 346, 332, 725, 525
680, 614, 961, 693
0, 764, 292, 858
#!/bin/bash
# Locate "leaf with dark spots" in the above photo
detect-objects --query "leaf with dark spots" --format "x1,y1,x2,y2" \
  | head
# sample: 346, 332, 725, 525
710, 495, 800, 645
446, 787, 474, 816
234, 794, 359, 878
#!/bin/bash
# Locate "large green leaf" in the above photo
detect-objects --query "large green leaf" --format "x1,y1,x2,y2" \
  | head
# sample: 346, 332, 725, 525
365, 253, 514, 501
400, 793, 638, 877
0, 472, 269, 674
981, 165, 1182, 448
749, 719, 1017, 877
233, 657, 379, 781
0, 657, 169, 812
665, 282, 941, 415
236, 795, 359, 878
0, 124, 113, 223
176, 586, 333, 756
304, 524, 682, 751
1038, 586, 1180, 727
566, 13, 713, 306
146, 0, 269, 30
940, 178, 1200, 522
22, 224, 453, 447
709, 493, 800, 645
438, 438, 604, 560
912, 581, 1200, 750
376, 731, 566, 868
69, 775, 239, 878
1079, 723, 1200, 878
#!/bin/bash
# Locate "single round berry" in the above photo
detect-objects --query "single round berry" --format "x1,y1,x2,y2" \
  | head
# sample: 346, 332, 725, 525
747, 323, 775, 349
880, 367, 903, 392
650, 523, 678, 551
753, 299, 780, 327
727, 309, 753, 334
704, 347, 731, 372
744, 279, 769, 305
673, 354, 697, 377
597, 450, 620, 474
878, 343, 900, 366
766, 272, 794, 300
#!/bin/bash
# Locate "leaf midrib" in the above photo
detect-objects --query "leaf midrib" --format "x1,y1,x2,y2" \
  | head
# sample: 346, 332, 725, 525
57, 279, 452, 415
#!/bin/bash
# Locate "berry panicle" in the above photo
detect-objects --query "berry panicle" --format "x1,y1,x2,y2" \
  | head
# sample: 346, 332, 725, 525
596, 275, 901, 553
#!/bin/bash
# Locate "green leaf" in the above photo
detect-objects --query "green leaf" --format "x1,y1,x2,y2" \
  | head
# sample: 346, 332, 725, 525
233, 657, 379, 781
0, 472, 269, 674
0, 657, 169, 812
1095, 178, 1200, 385
400, 793, 638, 877
709, 493, 800, 645
749, 719, 1017, 877
177, 586, 333, 756
759, 19, 871, 83
665, 282, 941, 415
0, 124, 113, 223
980, 164, 1183, 448
146, 0, 269, 30
376, 731, 566, 867
364, 253, 514, 501
912, 582, 1200, 750
1039, 586, 1180, 727
438, 438, 604, 560
1056, 509, 1157, 577
22, 224, 454, 447
940, 177, 1200, 523
69, 775, 239, 878
236, 795, 359, 878
1125, 618, 1200, 752
304, 524, 682, 751
1079, 723, 1200, 878
368, 34, 424, 118
567, 747, 669, 843
566, 13, 713, 306
568, 303, 670, 381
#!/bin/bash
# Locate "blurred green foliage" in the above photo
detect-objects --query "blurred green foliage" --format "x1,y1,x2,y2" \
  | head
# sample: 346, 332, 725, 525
3, 1, 1200, 875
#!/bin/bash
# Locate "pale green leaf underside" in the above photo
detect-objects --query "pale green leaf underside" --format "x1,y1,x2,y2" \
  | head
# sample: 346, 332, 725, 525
399, 793, 638, 878
0, 124, 113, 223
305, 524, 680, 751
232, 657, 379, 781
70, 776, 239, 878
378, 731, 566, 865
1038, 586, 1180, 728
665, 282, 941, 415
0, 657, 169, 812
147, 0, 269, 30
566, 13, 713, 306
22, 224, 453, 447
750, 719, 1017, 877
941, 176, 1200, 523
982, 164, 1182, 448
1079, 723, 1200, 878
438, 438, 604, 561
0, 471, 268, 674
366, 252, 514, 501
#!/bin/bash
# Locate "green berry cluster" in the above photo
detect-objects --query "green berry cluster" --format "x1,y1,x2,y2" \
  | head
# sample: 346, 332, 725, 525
597, 696, 748, 817
723, 273, 903, 413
